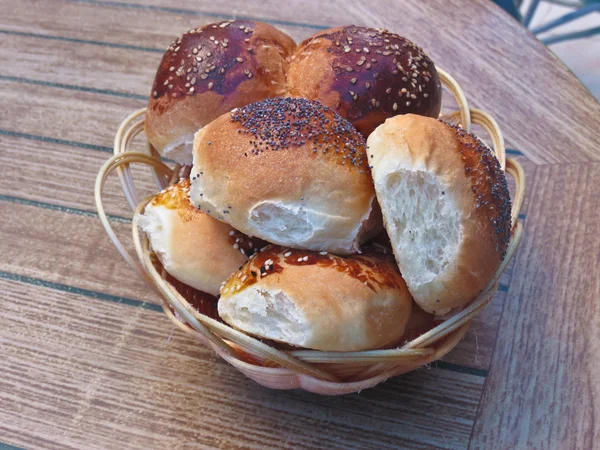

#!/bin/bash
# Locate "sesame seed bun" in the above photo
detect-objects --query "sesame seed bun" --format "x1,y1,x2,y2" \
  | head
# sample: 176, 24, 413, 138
218, 245, 413, 351
145, 20, 296, 164
137, 179, 264, 296
287, 26, 442, 137
367, 114, 511, 314
189, 97, 382, 255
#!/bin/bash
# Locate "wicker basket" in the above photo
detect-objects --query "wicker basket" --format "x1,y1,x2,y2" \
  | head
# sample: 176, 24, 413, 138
95, 68, 525, 395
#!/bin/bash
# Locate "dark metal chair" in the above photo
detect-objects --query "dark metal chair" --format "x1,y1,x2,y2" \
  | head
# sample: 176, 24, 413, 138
494, 0, 600, 45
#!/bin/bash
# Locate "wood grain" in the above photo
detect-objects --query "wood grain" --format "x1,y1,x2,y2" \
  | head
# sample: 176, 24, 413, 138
470, 163, 600, 449
0, 278, 484, 450
0, 0, 599, 448
40, 0, 600, 164
0, 194, 501, 372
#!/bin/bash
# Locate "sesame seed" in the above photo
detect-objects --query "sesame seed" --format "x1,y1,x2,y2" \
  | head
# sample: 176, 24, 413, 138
319, 251, 327, 255
208, 82, 214, 90
169, 66, 175, 72
393, 102, 398, 111
386, 88, 392, 94
236, 57, 244, 63
406, 101, 411, 106
297, 257, 303, 262
233, 243, 239, 249
284, 251, 292, 257
229, 231, 235, 236
302, 256, 309, 262
351, 78, 357, 84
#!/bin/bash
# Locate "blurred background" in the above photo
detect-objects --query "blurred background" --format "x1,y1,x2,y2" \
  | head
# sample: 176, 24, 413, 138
499, 0, 599, 99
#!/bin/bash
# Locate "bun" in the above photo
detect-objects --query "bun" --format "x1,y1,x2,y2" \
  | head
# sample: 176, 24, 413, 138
137, 179, 263, 296
189, 97, 382, 255
367, 114, 511, 314
218, 245, 412, 351
287, 25, 441, 137
145, 21, 296, 164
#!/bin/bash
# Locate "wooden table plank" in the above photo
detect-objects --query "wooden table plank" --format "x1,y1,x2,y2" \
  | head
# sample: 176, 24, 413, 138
0, 201, 156, 303
470, 162, 600, 449
4, 0, 599, 165
1, 0, 599, 448
45, 0, 600, 164
0, 278, 484, 450
0, 31, 154, 98
0, 80, 143, 148
0, 134, 159, 219
0, 195, 499, 373
0, 0, 313, 49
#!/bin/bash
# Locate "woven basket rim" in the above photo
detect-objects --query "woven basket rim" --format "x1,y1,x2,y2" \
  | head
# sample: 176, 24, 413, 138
94, 67, 526, 393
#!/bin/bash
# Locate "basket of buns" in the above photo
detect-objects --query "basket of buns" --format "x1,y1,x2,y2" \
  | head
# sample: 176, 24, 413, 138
96, 22, 525, 395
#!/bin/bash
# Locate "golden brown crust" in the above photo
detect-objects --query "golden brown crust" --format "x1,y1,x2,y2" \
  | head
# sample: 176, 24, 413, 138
221, 244, 404, 295
190, 97, 381, 254
368, 114, 511, 313
287, 25, 441, 137
145, 21, 296, 159
140, 180, 264, 296
219, 245, 413, 351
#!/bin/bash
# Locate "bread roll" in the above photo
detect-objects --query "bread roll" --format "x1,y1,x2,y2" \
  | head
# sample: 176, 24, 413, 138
367, 115, 511, 314
218, 245, 412, 351
189, 97, 382, 255
287, 26, 441, 137
145, 21, 296, 164
137, 179, 263, 296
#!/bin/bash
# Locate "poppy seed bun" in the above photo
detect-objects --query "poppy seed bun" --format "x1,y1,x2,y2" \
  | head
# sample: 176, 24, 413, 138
137, 179, 263, 296
287, 25, 442, 137
145, 21, 296, 164
218, 245, 412, 351
367, 114, 511, 314
189, 97, 382, 255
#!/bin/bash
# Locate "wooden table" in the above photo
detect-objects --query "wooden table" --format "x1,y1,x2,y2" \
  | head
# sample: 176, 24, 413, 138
1, 0, 599, 448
